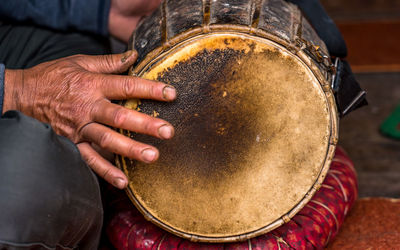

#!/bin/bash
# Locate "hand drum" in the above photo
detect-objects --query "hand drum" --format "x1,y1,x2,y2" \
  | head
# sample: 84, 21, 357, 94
116, 0, 338, 243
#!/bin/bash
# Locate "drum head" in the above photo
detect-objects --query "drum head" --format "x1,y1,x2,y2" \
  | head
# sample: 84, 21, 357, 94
117, 33, 337, 242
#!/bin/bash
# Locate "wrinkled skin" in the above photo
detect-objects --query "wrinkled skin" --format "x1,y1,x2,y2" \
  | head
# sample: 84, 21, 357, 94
3, 51, 176, 189
2, 0, 172, 190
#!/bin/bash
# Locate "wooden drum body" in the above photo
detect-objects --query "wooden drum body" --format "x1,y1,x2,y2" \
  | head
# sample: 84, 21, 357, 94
116, 0, 339, 243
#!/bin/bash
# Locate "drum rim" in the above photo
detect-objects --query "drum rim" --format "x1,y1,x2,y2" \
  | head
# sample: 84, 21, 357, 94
116, 29, 339, 243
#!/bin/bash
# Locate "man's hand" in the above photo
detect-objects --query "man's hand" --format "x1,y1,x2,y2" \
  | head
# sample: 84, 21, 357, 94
3, 51, 176, 189
108, 0, 163, 42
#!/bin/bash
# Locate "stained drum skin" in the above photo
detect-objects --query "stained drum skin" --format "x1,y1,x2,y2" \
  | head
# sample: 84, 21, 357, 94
118, 0, 338, 243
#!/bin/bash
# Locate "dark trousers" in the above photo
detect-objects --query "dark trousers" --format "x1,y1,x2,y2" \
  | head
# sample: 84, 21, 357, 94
0, 22, 110, 249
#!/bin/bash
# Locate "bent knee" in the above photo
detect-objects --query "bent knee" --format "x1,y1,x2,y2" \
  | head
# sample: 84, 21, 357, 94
0, 111, 102, 243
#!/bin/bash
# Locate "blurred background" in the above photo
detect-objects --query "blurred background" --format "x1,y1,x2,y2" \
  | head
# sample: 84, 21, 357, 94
322, 0, 400, 198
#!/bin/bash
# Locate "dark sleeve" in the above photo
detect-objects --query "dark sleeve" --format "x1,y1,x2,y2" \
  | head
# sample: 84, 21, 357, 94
0, 0, 111, 36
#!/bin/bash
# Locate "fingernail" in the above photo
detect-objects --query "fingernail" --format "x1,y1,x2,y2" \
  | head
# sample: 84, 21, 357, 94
121, 50, 136, 63
162, 85, 176, 100
113, 178, 127, 189
158, 124, 174, 139
142, 148, 157, 163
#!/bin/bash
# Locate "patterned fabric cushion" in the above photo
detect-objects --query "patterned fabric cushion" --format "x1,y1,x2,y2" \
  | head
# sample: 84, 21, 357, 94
105, 147, 357, 249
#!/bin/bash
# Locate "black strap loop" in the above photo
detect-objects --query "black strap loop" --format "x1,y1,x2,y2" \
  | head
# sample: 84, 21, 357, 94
333, 59, 368, 117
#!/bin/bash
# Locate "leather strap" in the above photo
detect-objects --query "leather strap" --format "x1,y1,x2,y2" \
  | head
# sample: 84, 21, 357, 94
333, 58, 367, 117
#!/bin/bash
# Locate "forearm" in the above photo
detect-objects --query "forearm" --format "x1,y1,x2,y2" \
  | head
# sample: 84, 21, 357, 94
0, 64, 4, 114
0, 0, 111, 36
2, 68, 25, 115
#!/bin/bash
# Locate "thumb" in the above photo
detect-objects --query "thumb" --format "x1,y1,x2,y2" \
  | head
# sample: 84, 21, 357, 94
77, 50, 138, 74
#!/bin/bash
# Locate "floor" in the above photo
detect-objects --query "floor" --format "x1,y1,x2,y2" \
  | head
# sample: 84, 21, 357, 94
321, 1, 400, 198
339, 73, 400, 198
327, 198, 400, 249
321, 1, 400, 247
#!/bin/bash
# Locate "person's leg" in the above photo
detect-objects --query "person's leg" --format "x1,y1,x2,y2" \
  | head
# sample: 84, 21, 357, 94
0, 21, 110, 69
0, 22, 111, 249
0, 111, 103, 250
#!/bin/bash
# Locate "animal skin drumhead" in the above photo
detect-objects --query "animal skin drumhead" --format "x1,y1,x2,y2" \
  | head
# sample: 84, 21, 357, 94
117, 33, 336, 241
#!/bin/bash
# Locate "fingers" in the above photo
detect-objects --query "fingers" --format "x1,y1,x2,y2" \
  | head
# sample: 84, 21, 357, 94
92, 100, 174, 139
97, 74, 176, 101
77, 142, 128, 189
77, 50, 138, 74
80, 123, 159, 163
73, 51, 177, 101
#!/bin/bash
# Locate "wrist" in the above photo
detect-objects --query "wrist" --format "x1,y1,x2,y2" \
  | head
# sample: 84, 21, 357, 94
108, 10, 132, 43
3, 69, 24, 114
108, 4, 139, 43
108, 9, 119, 39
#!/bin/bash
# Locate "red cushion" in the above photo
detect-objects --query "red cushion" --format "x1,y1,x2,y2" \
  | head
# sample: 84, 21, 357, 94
105, 147, 358, 249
